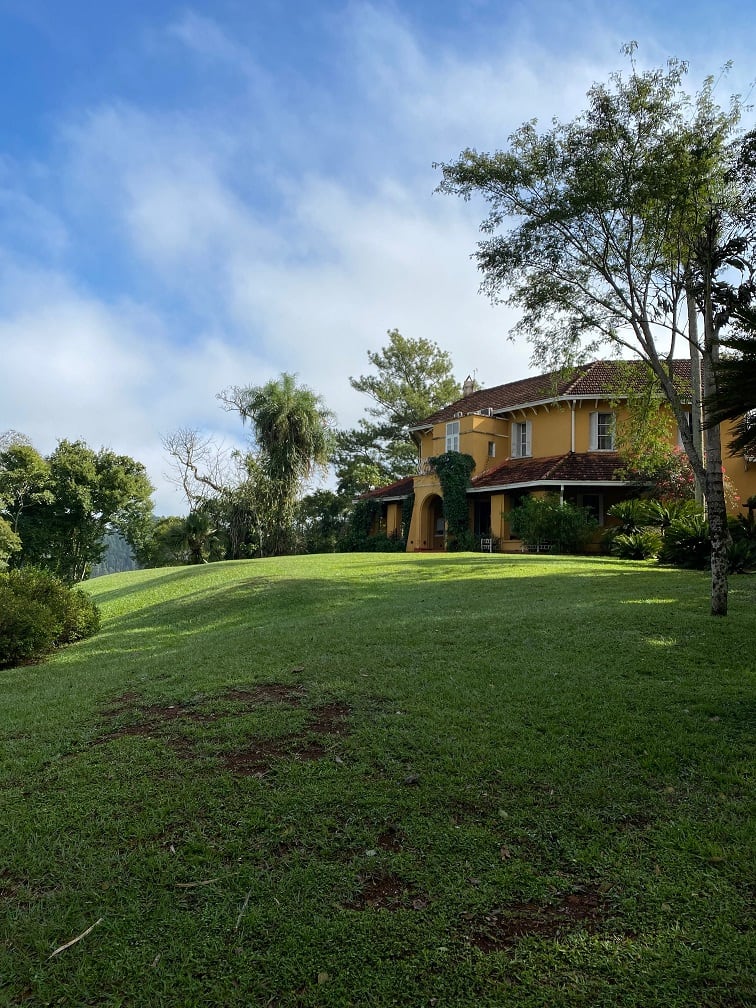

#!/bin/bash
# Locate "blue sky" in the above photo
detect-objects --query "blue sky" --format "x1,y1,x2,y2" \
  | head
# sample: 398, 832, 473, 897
1, 0, 754, 514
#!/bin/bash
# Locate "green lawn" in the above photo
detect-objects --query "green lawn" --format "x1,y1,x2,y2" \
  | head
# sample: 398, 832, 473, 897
1, 553, 754, 1007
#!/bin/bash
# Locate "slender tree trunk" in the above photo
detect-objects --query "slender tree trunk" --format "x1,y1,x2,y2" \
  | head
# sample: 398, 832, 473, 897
702, 365, 730, 616
685, 284, 705, 505
700, 243, 730, 617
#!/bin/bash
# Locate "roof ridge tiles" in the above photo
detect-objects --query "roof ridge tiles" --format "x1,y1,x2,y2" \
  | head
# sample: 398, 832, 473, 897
562, 360, 599, 394
542, 452, 571, 479
415, 358, 692, 428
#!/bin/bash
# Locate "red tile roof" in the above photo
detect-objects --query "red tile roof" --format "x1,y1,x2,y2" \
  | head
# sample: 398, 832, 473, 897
414, 359, 692, 428
470, 452, 627, 490
359, 476, 415, 501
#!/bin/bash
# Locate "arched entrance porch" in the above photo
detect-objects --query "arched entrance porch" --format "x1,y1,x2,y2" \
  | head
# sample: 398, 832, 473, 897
419, 493, 445, 551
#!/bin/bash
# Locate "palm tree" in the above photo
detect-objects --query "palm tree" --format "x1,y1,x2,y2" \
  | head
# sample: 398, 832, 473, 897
182, 509, 217, 564
219, 374, 334, 554
705, 333, 756, 457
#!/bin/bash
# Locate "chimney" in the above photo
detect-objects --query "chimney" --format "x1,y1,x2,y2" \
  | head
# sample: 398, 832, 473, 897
462, 374, 475, 397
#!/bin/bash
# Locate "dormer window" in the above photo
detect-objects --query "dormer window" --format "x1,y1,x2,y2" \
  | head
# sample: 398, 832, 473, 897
445, 420, 460, 452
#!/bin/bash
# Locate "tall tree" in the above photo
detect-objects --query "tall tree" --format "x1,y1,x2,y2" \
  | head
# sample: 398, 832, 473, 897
162, 428, 290, 560
13, 440, 154, 583
130, 516, 190, 569
0, 442, 53, 536
162, 428, 231, 511
336, 329, 460, 496
219, 374, 334, 555
0, 517, 21, 568
436, 51, 755, 615
296, 490, 350, 553
703, 126, 756, 459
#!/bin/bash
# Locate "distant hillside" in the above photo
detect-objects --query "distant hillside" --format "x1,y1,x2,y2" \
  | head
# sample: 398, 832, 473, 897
89, 532, 140, 577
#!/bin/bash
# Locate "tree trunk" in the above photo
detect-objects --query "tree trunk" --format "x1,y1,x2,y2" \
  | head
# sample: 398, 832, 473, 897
686, 285, 705, 505
703, 418, 730, 617
701, 247, 730, 617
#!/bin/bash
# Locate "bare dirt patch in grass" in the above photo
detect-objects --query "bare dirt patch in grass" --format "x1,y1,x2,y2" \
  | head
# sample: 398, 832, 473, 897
92, 700, 219, 745
0, 868, 20, 900
307, 701, 351, 735
463, 886, 608, 950
345, 873, 428, 911
222, 736, 328, 776
221, 684, 307, 706
376, 825, 405, 852
93, 685, 351, 775
223, 702, 351, 776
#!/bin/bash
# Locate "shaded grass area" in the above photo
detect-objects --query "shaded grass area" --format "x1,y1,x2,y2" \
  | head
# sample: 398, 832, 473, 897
1, 553, 754, 1006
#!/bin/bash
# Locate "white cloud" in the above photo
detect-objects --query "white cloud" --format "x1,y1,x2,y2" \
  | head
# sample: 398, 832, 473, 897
6, 1, 749, 525
0, 262, 267, 514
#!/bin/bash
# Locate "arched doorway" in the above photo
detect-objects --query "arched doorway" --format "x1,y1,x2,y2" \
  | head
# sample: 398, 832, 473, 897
420, 493, 445, 551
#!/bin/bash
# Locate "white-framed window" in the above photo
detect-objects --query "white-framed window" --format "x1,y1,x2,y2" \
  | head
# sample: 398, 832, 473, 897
445, 420, 460, 452
589, 411, 615, 450
488, 440, 496, 458
511, 420, 532, 458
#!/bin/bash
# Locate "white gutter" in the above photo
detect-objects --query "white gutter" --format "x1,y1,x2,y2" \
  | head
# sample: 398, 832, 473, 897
467, 479, 637, 495
408, 390, 691, 433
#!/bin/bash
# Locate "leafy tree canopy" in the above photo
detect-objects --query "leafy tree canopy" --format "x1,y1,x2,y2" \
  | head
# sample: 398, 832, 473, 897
336, 329, 460, 496
2, 438, 154, 583
436, 47, 755, 615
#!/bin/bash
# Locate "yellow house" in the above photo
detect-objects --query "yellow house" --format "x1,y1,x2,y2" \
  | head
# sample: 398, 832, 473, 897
361, 360, 756, 552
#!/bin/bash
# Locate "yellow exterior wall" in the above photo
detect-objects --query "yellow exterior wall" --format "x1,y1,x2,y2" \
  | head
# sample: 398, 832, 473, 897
421, 398, 644, 471
407, 402, 755, 552
386, 502, 403, 538
407, 472, 443, 550
527, 405, 571, 456
720, 420, 756, 508
418, 414, 505, 474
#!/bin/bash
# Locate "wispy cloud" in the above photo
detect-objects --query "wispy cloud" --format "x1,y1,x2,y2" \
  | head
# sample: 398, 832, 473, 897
1, 1, 753, 514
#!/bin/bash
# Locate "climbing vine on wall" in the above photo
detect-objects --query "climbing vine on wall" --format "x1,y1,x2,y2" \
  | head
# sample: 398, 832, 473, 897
401, 493, 415, 541
430, 452, 475, 547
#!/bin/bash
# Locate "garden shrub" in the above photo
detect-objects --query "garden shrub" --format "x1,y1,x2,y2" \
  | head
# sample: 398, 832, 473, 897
610, 529, 664, 560
606, 498, 660, 534
729, 508, 756, 543
339, 499, 383, 552
449, 529, 478, 552
0, 591, 62, 667
643, 498, 703, 528
0, 567, 100, 668
362, 532, 406, 553
726, 539, 756, 574
510, 495, 597, 554
658, 514, 711, 569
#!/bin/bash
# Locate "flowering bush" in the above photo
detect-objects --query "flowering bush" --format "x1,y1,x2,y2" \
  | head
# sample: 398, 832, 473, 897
625, 446, 739, 510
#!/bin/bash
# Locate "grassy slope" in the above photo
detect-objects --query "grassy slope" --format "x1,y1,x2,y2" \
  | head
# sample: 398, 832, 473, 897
1, 553, 754, 1007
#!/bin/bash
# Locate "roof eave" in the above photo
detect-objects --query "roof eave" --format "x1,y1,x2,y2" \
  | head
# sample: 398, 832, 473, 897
468, 478, 639, 494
